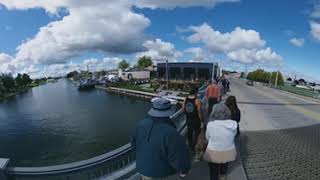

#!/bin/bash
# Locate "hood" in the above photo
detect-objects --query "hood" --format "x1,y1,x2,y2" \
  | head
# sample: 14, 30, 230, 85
145, 117, 175, 142
211, 120, 237, 130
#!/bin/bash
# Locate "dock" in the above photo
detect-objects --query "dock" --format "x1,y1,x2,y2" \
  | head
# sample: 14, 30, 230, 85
95, 86, 185, 103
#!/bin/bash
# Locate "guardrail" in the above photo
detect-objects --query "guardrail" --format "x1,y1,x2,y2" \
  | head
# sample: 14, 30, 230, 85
1, 109, 186, 180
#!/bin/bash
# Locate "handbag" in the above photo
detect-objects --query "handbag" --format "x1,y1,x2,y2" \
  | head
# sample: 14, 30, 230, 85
194, 128, 208, 160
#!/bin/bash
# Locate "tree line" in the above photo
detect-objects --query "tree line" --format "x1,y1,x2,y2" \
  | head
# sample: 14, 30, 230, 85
118, 56, 153, 70
247, 69, 284, 86
0, 73, 32, 97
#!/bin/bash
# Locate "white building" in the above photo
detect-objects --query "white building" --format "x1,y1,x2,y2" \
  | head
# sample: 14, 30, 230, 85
118, 67, 150, 81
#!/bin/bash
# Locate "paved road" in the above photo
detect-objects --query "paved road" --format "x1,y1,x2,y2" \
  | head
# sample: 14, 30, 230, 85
229, 79, 320, 131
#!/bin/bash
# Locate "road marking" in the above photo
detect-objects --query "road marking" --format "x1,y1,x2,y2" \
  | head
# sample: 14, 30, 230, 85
253, 86, 320, 121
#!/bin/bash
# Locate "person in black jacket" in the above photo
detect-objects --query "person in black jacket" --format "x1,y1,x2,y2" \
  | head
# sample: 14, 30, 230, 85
183, 87, 202, 153
131, 98, 191, 179
225, 96, 241, 136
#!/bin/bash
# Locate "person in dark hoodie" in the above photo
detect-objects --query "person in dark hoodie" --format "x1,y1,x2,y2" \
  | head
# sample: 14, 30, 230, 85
131, 98, 191, 179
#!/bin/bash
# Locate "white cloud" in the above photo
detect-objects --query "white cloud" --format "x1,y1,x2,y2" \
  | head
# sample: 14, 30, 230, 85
289, 38, 305, 47
0, 0, 66, 14
135, 0, 239, 9
184, 47, 209, 62
1, 1, 150, 66
227, 48, 282, 64
136, 39, 182, 63
310, 21, 320, 41
186, 23, 282, 65
0, 53, 13, 63
311, 2, 320, 19
187, 23, 266, 52
0, 53, 16, 74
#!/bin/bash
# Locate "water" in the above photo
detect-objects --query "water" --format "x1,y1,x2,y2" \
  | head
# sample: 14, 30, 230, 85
0, 80, 151, 167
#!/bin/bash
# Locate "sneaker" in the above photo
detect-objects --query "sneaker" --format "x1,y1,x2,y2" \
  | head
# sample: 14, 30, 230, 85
219, 175, 226, 180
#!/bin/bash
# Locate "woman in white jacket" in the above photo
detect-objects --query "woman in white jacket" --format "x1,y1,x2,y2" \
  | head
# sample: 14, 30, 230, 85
204, 103, 238, 180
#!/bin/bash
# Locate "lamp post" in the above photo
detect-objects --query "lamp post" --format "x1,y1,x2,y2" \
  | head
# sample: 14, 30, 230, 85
275, 64, 280, 89
166, 60, 168, 90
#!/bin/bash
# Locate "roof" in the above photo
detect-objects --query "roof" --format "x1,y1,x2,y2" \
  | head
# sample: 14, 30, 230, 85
157, 62, 217, 69
124, 67, 150, 72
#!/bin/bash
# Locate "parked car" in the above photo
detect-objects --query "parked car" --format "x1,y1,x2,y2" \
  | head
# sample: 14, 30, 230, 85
246, 80, 254, 86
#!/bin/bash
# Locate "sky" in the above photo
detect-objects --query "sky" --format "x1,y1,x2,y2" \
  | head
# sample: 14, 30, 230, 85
0, 0, 320, 82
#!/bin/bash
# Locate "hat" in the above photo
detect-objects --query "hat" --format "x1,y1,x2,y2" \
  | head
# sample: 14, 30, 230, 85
148, 98, 176, 118
209, 103, 231, 121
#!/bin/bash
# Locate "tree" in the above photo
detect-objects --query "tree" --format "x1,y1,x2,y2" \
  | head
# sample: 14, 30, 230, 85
15, 73, 23, 87
22, 73, 32, 86
1, 74, 15, 92
298, 79, 306, 85
247, 69, 284, 86
137, 56, 152, 68
118, 59, 130, 70
287, 77, 292, 82
0, 76, 5, 95
66, 71, 79, 78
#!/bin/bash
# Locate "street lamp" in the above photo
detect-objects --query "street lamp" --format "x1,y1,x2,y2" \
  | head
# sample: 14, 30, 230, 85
275, 64, 280, 89
166, 60, 168, 90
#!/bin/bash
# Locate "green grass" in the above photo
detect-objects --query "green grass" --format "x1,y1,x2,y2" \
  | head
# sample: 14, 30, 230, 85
0, 82, 45, 101
279, 85, 320, 99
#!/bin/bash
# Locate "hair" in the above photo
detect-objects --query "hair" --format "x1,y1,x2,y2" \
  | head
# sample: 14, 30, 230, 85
209, 103, 231, 121
189, 86, 198, 95
225, 96, 239, 115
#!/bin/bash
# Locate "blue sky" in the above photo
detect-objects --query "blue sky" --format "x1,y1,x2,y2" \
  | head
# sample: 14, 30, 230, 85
0, 0, 320, 81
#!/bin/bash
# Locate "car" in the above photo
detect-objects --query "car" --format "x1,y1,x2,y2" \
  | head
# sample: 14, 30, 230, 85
246, 80, 254, 86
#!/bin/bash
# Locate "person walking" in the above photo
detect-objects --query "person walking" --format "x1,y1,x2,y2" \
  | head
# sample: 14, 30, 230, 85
218, 80, 224, 101
206, 80, 220, 114
225, 96, 241, 136
132, 98, 191, 179
183, 87, 202, 153
204, 103, 238, 180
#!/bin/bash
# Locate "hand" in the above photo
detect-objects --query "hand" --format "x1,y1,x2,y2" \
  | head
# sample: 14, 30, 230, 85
200, 122, 204, 129
179, 173, 187, 178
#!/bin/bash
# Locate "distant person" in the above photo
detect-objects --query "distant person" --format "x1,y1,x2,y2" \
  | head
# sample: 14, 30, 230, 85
206, 80, 220, 114
226, 79, 230, 92
218, 80, 224, 100
183, 87, 202, 153
222, 78, 227, 93
204, 103, 238, 180
132, 98, 191, 179
225, 96, 241, 136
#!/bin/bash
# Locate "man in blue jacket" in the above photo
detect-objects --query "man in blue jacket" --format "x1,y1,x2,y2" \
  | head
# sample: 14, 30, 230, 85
132, 98, 191, 179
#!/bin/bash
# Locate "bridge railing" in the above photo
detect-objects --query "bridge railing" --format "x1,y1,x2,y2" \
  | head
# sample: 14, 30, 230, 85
1, 109, 186, 180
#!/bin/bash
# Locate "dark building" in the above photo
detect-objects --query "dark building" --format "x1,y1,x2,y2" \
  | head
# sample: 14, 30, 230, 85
157, 62, 219, 81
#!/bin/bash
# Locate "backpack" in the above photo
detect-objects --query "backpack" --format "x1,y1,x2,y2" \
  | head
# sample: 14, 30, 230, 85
185, 100, 196, 113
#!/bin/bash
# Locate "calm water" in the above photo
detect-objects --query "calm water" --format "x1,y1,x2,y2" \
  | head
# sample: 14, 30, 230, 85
0, 80, 151, 166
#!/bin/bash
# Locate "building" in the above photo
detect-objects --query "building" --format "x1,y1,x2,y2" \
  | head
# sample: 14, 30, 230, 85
157, 62, 219, 81
118, 67, 151, 81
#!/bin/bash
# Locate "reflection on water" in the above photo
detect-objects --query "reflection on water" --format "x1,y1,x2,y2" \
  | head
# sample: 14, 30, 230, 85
0, 80, 151, 166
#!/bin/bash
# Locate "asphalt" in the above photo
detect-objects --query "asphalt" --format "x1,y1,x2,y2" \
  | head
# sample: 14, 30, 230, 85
229, 79, 320, 131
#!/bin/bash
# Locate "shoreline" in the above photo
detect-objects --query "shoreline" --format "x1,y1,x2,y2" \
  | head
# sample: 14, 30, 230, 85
95, 85, 185, 103
0, 82, 46, 102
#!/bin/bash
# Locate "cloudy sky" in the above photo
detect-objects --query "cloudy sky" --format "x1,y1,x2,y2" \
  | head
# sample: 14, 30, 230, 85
0, 0, 319, 81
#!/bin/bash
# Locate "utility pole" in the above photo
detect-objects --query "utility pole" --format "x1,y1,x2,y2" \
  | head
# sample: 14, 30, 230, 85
166, 60, 168, 90
275, 64, 279, 88
268, 72, 272, 87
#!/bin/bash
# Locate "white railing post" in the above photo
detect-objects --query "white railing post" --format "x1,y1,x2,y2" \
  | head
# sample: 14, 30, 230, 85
0, 158, 10, 180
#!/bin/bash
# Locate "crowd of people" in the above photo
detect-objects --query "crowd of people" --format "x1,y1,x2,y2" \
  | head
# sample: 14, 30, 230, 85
132, 78, 240, 180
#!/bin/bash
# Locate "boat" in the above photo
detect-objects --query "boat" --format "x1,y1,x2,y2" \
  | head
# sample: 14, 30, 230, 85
151, 96, 178, 105
77, 78, 96, 90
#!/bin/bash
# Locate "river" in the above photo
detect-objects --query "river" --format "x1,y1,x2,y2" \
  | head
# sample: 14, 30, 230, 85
0, 80, 151, 167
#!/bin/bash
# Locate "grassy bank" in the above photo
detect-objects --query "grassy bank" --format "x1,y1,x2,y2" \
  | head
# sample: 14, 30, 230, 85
0, 82, 46, 101
278, 85, 320, 100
